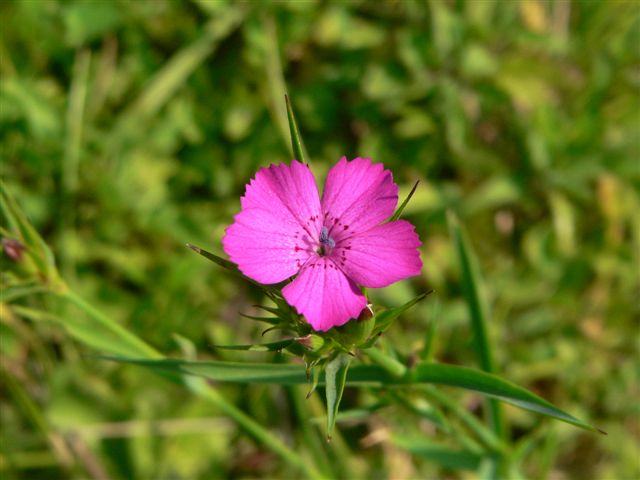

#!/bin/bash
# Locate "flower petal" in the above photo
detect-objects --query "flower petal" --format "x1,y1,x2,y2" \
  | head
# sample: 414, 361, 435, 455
334, 220, 422, 288
222, 161, 322, 284
282, 257, 367, 331
321, 157, 398, 238
242, 160, 322, 235
223, 207, 315, 283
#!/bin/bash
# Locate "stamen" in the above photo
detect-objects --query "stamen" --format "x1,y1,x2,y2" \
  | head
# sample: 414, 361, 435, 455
319, 226, 336, 249
317, 226, 336, 256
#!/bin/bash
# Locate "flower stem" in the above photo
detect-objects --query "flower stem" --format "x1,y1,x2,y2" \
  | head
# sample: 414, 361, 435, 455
363, 347, 408, 378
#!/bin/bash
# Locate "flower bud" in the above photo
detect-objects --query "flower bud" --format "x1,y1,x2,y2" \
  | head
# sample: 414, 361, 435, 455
2, 238, 25, 262
332, 304, 375, 350
295, 334, 326, 352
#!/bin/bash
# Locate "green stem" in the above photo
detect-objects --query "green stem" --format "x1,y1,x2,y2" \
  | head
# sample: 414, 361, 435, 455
363, 347, 407, 378
287, 385, 334, 478
61, 290, 162, 359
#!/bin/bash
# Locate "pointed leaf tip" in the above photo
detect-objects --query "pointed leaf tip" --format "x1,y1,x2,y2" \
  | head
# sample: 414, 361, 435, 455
284, 94, 308, 164
325, 353, 351, 439
390, 180, 420, 221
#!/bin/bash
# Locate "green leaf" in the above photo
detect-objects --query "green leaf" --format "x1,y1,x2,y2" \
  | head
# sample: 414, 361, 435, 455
186, 243, 274, 292
213, 339, 295, 352
447, 210, 505, 436
420, 300, 440, 361
371, 291, 432, 337
411, 363, 601, 433
390, 180, 420, 221
285, 94, 308, 164
11, 303, 154, 359
324, 353, 351, 440
447, 212, 494, 372
103, 357, 600, 432
186, 242, 236, 270
102, 356, 395, 386
238, 313, 281, 325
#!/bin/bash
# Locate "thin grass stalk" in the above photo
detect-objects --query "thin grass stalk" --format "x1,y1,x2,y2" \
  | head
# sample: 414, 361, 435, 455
447, 211, 506, 442
59, 290, 325, 479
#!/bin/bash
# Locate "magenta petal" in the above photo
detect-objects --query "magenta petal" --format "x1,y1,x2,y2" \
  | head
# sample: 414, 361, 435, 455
321, 157, 398, 236
222, 161, 322, 284
242, 160, 322, 232
222, 207, 315, 284
282, 257, 367, 331
337, 220, 422, 288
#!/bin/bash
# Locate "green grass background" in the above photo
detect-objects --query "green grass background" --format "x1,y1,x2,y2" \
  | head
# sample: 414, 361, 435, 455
1, 0, 639, 478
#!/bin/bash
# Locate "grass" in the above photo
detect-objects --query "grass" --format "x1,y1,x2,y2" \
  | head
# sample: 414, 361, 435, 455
1, 1, 639, 479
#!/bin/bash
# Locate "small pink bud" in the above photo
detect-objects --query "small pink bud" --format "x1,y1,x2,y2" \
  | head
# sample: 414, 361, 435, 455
2, 238, 25, 262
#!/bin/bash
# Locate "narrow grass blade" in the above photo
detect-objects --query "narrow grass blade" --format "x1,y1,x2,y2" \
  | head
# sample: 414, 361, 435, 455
392, 437, 482, 471
286, 385, 336, 479
262, 14, 290, 146
212, 339, 295, 352
325, 353, 351, 440
103, 356, 600, 432
363, 346, 408, 377
9, 304, 144, 358
420, 299, 440, 361
186, 243, 235, 270
285, 94, 308, 164
238, 313, 281, 325
0, 181, 63, 289
61, 291, 162, 359
60, 49, 91, 280
0, 367, 74, 466
447, 211, 494, 372
411, 363, 601, 433
123, 11, 244, 121
1, 283, 49, 303
309, 403, 386, 425
419, 385, 506, 454
388, 391, 450, 431
447, 210, 505, 437
101, 356, 394, 386
186, 243, 278, 294
371, 291, 433, 336
390, 180, 420, 221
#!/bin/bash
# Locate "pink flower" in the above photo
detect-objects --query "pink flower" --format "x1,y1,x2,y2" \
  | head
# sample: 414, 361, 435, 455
223, 157, 422, 332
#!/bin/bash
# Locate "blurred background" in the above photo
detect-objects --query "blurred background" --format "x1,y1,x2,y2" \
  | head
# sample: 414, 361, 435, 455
1, 0, 639, 478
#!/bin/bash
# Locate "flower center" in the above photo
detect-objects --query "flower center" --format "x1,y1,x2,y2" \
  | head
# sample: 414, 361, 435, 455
317, 226, 335, 256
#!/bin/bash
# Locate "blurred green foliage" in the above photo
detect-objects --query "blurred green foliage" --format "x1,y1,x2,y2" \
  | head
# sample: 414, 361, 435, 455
1, 0, 639, 478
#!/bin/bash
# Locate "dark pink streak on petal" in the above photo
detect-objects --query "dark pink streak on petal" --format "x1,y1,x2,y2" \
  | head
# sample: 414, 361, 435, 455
321, 157, 398, 240
336, 220, 422, 288
282, 257, 367, 332
223, 161, 322, 284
